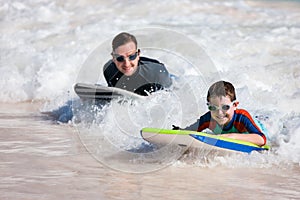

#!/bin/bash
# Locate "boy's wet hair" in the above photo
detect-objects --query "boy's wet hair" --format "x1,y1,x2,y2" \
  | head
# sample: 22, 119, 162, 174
207, 80, 236, 102
112, 32, 137, 52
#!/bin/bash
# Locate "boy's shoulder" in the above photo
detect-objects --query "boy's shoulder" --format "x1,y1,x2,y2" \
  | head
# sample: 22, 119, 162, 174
235, 109, 253, 119
235, 108, 249, 113
200, 111, 212, 120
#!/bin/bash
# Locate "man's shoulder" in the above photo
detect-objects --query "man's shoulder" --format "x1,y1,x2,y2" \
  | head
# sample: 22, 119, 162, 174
103, 59, 114, 71
139, 56, 162, 65
139, 57, 167, 70
139, 57, 168, 73
103, 59, 118, 76
138, 56, 172, 87
103, 60, 119, 85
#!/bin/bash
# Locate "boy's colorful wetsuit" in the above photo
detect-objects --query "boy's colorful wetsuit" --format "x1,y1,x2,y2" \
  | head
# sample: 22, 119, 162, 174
196, 109, 267, 145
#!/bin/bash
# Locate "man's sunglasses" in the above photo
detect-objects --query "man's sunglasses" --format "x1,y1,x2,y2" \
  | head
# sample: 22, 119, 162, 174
207, 101, 235, 111
112, 50, 140, 62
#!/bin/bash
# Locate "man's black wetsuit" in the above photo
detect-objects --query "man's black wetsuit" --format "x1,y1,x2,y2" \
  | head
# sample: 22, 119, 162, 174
103, 57, 172, 96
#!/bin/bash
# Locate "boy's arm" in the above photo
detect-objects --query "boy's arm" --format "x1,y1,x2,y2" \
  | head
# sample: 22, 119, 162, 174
187, 112, 211, 132
221, 110, 267, 146
183, 119, 200, 131
173, 112, 211, 131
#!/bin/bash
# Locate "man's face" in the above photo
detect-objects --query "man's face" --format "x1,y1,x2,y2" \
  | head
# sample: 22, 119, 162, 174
112, 41, 140, 76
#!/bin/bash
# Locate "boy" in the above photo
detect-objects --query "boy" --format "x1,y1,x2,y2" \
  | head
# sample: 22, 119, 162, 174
178, 81, 267, 146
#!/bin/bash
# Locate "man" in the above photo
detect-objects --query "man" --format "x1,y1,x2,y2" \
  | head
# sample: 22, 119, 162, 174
103, 32, 172, 96
50, 32, 173, 123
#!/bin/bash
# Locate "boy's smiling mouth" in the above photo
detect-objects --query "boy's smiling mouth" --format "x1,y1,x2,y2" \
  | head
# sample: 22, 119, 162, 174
214, 114, 230, 125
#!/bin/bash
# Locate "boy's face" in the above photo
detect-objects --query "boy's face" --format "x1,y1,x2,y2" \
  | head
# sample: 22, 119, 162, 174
208, 95, 238, 126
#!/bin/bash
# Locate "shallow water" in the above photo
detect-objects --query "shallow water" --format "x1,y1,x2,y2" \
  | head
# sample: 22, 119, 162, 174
1, 0, 300, 199
1, 103, 300, 200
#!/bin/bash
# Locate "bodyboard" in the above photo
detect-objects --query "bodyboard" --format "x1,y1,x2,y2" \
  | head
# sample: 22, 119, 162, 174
74, 83, 145, 100
141, 128, 270, 153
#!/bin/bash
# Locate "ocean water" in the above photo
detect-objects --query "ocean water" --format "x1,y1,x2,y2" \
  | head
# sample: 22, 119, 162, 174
1, 0, 300, 199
